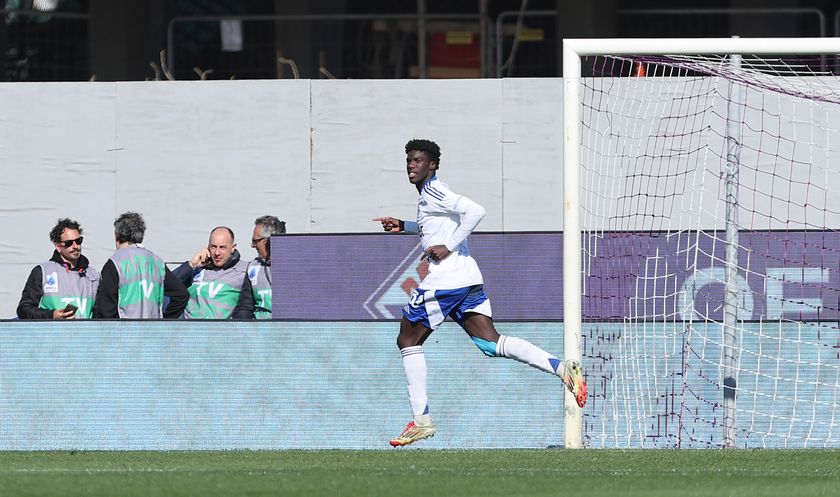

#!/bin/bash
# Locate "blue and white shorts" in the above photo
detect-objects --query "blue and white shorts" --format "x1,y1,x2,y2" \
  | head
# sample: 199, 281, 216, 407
402, 284, 493, 330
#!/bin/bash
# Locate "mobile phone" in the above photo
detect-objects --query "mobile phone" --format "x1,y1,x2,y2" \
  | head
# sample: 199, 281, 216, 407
63, 304, 78, 315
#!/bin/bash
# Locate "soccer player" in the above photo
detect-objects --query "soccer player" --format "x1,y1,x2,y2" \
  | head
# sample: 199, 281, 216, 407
374, 139, 587, 447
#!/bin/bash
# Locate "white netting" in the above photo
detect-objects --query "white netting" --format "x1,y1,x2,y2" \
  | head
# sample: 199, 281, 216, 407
579, 53, 840, 448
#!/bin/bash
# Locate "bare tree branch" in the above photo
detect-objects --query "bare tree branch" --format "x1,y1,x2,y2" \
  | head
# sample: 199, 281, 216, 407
149, 62, 161, 81
160, 50, 175, 81
278, 57, 299, 79
193, 67, 214, 80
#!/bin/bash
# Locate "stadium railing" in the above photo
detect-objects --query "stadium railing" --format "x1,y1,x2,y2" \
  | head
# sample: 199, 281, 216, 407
0, 8, 89, 82
495, 8, 827, 78
166, 13, 493, 81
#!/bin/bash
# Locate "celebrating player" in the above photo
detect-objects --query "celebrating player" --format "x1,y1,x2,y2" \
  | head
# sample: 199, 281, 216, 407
374, 139, 587, 447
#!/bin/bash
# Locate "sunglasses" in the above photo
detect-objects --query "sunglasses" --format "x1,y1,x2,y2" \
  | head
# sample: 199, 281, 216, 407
59, 237, 84, 248
251, 237, 265, 245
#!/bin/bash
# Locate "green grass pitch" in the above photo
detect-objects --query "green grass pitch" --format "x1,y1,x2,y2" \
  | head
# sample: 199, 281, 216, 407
1, 449, 838, 496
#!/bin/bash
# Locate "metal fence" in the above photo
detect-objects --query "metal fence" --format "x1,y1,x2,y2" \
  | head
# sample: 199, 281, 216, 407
495, 10, 556, 78
834, 9, 840, 38
496, 8, 827, 78
167, 13, 492, 80
618, 8, 825, 38
1, 8, 88, 82
2, 8, 838, 82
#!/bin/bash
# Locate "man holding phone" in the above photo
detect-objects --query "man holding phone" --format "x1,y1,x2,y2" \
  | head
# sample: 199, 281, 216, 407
172, 226, 255, 319
17, 218, 100, 319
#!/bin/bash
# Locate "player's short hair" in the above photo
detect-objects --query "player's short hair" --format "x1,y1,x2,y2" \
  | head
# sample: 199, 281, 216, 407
49, 218, 83, 243
210, 226, 235, 243
114, 211, 146, 244
255, 215, 286, 238
405, 139, 441, 168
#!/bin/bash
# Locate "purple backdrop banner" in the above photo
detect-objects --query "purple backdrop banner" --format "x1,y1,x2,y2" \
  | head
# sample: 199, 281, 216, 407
270, 231, 840, 321
586, 231, 840, 321
270, 233, 563, 320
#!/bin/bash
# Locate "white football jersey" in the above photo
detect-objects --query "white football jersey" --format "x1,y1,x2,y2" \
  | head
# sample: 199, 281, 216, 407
403, 176, 486, 290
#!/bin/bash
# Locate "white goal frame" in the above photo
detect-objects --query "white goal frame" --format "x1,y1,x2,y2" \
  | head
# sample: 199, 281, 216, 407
562, 37, 840, 449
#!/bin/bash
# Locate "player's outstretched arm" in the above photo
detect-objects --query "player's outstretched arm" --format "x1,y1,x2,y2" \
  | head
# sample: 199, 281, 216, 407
373, 217, 403, 232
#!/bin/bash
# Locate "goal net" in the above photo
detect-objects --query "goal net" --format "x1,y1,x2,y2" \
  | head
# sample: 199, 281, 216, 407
564, 39, 840, 448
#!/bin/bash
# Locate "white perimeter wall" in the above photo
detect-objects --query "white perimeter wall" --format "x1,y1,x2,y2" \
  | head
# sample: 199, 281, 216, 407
0, 78, 564, 318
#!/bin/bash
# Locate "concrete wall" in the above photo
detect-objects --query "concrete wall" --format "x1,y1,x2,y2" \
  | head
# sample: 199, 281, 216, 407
4, 76, 839, 318
0, 78, 564, 318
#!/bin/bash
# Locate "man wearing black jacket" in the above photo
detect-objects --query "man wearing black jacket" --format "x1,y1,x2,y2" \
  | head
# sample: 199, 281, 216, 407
172, 226, 255, 319
93, 212, 189, 319
17, 218, 100, 319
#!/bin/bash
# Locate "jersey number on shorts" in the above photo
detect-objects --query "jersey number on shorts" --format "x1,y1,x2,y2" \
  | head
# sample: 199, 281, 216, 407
408, 289, 425, 309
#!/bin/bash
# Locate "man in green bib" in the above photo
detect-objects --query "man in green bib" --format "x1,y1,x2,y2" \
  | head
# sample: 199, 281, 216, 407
173, 226, 255, 319
94, 212, 189, 319
248, 215, 285, 319
17, 218, 100, 319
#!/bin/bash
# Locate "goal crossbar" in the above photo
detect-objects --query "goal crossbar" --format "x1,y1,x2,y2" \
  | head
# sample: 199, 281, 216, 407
563, 37, 840, 57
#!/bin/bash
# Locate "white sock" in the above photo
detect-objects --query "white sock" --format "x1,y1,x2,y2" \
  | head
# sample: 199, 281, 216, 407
400, 346, 429, 419
497, 335, 561, 375
413, 414, 432, 426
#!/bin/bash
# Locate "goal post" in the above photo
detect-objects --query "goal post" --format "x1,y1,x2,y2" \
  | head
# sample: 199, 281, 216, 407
563, 38, 840, 449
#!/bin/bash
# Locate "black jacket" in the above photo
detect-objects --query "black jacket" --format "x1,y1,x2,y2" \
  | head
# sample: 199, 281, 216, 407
172, 249, 255, 319
93, 252, 190, 319
17, 251, 93, 319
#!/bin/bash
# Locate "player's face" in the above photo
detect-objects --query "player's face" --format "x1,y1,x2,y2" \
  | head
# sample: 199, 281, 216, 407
208, 229, 236, 267
55, 228, 83, 266
252, 224, 269, 260
406, 150, 437, 187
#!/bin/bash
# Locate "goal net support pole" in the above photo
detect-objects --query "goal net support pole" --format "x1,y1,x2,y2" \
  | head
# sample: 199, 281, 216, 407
722, 51, 742, 448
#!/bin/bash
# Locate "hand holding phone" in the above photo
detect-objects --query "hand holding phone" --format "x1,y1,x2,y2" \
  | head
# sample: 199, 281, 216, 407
53, 304, 77, 319
190, 247, 211, 269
